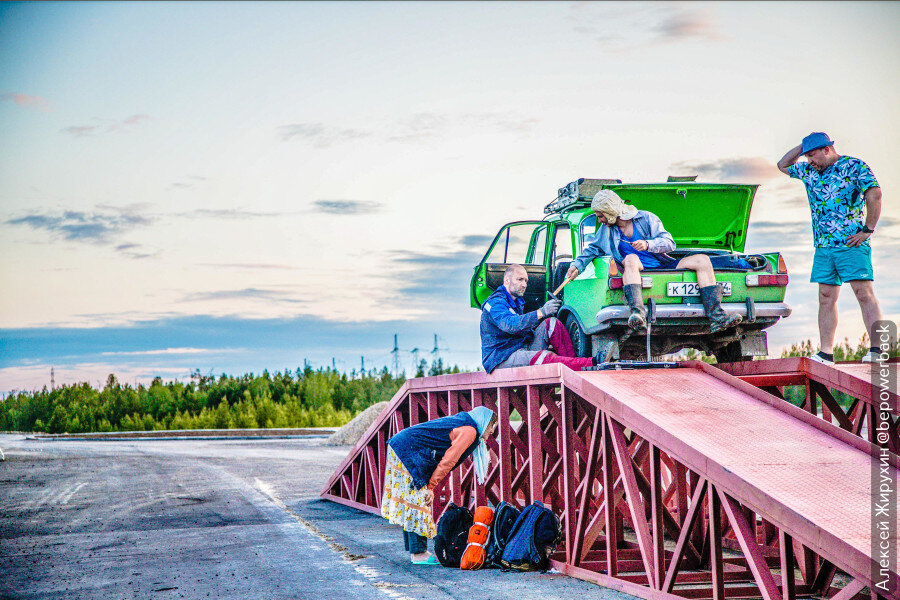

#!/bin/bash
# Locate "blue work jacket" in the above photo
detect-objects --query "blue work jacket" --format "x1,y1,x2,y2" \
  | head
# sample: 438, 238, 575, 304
388, 412, 480, 490
479, 285, 540, 373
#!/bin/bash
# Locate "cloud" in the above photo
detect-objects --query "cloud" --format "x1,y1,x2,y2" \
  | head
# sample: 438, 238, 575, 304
744, 220, 810, 252
383, 234, 488, 312
182, 288, 309, 305
669, 157, 781, 182
389, 112, 540, 142
123, 114, 151, 125
0, 92, 50, 111
60, 125, 99, 138
278, 122, 372, 147
115, 242, 157, 260
654, 7, 724, 42
569, 3, 725, 50
100, 347, 228, 357
279, 112, 540, 146
461, 113, 541, 134
185, 208, 286, 219
310, 200, 384, 215
458, 234, 495, 248
6, 204, 153, 245
168, 175, 207, 190
0, 313, 486, 388
60, 114, 151, 137
198, 263, 303, 271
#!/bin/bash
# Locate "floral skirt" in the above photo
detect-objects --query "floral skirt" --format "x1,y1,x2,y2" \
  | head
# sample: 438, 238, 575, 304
381, 446, 437, 539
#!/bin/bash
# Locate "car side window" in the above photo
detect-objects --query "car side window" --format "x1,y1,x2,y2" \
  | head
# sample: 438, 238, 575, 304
552, 223, 572, 264
484, 223, 547, 265
579, 214, 598, 251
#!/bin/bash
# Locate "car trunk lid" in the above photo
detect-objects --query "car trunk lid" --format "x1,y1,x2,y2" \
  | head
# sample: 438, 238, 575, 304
602, 183, 757, 252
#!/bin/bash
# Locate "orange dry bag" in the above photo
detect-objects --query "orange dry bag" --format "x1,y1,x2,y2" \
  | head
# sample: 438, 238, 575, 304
460, 505, 495, 570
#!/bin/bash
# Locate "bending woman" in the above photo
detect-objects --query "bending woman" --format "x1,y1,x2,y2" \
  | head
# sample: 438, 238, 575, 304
381, 406, 498, 565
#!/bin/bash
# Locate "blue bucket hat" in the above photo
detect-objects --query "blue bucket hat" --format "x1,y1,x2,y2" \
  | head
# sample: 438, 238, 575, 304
801, 132, 834, 155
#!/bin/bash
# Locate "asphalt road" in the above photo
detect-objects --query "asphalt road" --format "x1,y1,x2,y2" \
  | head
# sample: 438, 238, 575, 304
0, 434, 636, 600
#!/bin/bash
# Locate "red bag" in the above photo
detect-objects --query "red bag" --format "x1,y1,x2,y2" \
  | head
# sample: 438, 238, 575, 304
460, 506, 495, 570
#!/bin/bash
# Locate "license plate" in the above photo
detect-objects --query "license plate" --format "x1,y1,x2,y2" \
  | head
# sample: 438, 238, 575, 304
666, 282, 732, 297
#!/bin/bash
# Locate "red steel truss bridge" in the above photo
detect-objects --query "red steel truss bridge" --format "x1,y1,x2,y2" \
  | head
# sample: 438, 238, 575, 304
322, 359, 899, 600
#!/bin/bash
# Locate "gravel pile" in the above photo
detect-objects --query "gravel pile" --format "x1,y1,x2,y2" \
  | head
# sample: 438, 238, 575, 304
325, 401, 389, 446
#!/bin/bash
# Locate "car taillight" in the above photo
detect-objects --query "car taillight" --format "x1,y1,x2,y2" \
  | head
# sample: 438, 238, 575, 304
777, 254, 787, 274
608, 259, 619, 276
608, 276, 652, 289
746, 274, 789, 286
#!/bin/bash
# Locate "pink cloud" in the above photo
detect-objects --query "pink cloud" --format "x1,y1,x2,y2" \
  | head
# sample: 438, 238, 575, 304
123, 114, 151, 125
1, 92, 51, 111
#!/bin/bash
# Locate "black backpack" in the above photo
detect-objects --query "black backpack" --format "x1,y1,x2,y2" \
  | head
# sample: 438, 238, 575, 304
484, 501, 521, 568
433, 503, 473, 567
499, 501, 561, 571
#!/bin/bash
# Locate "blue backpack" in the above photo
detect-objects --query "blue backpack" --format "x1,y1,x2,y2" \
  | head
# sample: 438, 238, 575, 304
484, 501, 521, 568
499, 501, 561, 571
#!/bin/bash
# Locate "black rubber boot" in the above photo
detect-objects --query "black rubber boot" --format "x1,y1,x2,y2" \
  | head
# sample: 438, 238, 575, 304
699, 285, 742, 333
623, 284, 647, 330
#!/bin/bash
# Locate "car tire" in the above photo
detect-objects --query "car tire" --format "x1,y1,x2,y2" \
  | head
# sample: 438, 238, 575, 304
713, 341, 752, 364
564, 313, 590, 358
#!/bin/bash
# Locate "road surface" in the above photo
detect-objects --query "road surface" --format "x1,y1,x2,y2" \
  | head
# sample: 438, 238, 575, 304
0, 434, 636, 600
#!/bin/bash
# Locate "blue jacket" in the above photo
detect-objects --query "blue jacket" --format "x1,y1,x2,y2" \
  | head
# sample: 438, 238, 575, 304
388, 413, 480, 490
479, 285, 540, 373
571, 210, 676, 272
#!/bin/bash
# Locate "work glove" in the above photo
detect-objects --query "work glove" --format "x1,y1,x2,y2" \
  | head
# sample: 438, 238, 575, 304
540, 298, 561, 317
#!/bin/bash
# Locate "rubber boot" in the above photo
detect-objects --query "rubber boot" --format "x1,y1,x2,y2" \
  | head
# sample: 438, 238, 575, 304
623, 284, 647, 330
699, 285, 742, 333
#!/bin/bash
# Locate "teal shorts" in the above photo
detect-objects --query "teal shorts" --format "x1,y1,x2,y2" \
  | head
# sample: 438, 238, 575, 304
811, 246, 874, 285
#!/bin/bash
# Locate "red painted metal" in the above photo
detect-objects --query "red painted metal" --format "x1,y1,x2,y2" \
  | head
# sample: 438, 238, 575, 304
321, 360, 899, 600
717, 357, 899, 453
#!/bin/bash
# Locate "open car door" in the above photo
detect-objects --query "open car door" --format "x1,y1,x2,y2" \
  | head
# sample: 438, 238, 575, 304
471, 221, 548, 312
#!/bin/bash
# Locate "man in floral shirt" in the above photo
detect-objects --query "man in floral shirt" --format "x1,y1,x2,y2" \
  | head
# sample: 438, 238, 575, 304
778, 132, 883, 364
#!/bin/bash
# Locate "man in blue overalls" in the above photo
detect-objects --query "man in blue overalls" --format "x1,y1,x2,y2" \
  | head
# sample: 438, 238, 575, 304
565, 189, 741, 333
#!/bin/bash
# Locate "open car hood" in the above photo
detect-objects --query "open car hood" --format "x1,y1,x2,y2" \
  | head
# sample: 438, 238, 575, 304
602, 183, 757, 252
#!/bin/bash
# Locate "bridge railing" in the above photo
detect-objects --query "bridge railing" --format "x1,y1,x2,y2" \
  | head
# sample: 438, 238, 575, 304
322, 362, 898, 600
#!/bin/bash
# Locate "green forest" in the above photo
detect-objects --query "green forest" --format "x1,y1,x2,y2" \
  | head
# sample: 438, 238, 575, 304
1, 337, 894, 434
0, 359, 460, 434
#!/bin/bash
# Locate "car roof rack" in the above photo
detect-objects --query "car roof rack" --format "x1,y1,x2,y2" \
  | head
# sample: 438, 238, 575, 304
544, 178, 623, 214
666, 175, 698, 182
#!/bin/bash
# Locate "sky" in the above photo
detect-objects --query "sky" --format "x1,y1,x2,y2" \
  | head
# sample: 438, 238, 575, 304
1, 1, 899, 391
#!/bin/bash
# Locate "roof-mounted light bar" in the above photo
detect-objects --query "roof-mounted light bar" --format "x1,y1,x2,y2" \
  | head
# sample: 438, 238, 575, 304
666, 175, 698, 182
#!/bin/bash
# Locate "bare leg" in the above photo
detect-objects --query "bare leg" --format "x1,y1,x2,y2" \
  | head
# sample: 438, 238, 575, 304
848, 280, 882, 343
818, 284, 840, 354
621, 254, 644, 285
675, 254, 716, 288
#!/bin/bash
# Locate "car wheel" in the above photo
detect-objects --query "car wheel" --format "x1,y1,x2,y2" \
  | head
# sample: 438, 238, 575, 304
713, 341, 752, 364
564, 313, 590, 358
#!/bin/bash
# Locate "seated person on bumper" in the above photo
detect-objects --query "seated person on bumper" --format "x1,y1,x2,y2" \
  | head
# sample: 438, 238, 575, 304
565, 189, 741, 333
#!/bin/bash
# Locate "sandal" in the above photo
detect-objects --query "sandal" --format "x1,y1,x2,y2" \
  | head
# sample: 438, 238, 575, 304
411, 554, 441, 566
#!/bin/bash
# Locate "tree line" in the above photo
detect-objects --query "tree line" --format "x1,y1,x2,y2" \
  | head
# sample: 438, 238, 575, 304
2, 338, 894, 434
0, 359, 461, 434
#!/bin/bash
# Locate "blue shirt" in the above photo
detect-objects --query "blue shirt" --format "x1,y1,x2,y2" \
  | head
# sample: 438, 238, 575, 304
789, 156, 879, 248
479, 285, 540, 373
572, 210, 676, 273
618, 229, 662, 268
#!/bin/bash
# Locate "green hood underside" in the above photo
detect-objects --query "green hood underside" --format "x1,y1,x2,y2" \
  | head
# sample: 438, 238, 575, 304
578, 183, 757, 253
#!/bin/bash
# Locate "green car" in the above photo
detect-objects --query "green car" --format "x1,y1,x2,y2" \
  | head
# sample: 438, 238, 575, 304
470, 178, 792, 363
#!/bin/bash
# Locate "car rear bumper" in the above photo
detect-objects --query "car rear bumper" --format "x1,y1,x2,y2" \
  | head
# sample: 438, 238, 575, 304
594, 302, 792, 328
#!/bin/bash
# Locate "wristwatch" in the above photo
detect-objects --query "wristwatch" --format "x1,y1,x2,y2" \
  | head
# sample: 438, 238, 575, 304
862, 225, 875, 233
